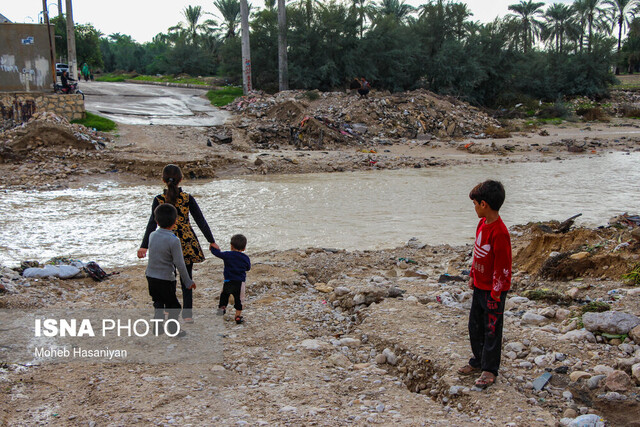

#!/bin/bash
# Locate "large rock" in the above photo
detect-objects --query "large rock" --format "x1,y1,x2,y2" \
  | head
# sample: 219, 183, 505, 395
328, 353, 351, 368
559, 329, 596, 343
629, 325, 640, 344
604, 370, 632, 392
583, 311, 640, 335
632, 363, 640, 384
299, 339, 330, 351
522, 311, 547, 325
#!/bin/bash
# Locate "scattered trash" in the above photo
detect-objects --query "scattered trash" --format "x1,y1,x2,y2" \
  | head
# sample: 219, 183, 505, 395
532, 372, 552, 391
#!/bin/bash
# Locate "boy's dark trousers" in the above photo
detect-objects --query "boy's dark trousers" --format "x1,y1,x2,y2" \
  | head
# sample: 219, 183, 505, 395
219, 280, 243, 311
468, 288, 508, 377
147, 276, 182, 335
179, 263, 194, 319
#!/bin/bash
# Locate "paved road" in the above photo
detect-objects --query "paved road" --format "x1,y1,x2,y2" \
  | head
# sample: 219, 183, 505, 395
81, 81, 231, 126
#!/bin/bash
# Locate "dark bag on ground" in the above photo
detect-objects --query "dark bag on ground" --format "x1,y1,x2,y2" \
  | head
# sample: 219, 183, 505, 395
84, 261, 108, 281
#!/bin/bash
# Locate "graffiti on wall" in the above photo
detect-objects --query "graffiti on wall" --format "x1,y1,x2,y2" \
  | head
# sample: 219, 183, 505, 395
0, 97, 37, 122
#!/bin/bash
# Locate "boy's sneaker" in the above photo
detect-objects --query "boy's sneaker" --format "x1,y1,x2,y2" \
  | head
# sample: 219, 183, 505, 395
175, 330, 187, 338
217, 307, 226, 316
235, 316, 244, 325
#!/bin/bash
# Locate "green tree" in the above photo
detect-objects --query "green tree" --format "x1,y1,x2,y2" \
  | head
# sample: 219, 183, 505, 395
507, 0, 546, 52
604, 0, 638, 73
574, 0, 607, 52
543, 3, 576, 53
214, 0, 242, 38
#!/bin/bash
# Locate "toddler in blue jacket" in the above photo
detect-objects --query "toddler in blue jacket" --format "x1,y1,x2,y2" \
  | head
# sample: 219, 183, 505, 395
211, 234, 251, 324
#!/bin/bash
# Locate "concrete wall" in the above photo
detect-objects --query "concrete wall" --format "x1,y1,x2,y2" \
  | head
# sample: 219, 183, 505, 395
0, 23, 55, 92
0, 93, 85, 122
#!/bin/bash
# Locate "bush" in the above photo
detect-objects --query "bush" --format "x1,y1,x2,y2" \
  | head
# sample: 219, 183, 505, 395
71, 112, 117, 132
206, 86, 243, 107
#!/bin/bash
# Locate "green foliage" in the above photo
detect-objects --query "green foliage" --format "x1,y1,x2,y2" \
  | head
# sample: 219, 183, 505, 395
523, 288, 571, 304
579, 301, 611, 314
95, 73, 134, 82
206, 86, 243, 106
304, 90, 320, 100
71, 112, 117, 132
622, 263, 640, 285
60, 0, 620, 105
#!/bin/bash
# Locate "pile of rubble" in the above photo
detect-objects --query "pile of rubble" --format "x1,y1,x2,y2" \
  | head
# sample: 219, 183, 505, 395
225, 89, 501, 149
0, 112, 110, 162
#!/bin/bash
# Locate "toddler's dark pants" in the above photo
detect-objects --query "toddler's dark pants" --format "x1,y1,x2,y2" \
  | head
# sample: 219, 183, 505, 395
179, 263, 194, 319
467, 288, 508, 377
147, 276, 181, 335
219, 280, 243, 311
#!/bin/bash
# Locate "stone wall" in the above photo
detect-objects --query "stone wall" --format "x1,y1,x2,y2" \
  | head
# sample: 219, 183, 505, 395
0, 92, 85, 123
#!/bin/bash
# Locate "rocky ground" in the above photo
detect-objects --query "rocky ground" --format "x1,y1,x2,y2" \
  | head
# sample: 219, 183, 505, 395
1, 88, 640, 425
1, 218, 639, 426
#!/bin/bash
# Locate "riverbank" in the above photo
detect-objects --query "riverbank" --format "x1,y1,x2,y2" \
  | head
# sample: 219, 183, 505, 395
1, 219, 639, 425
2, 89, 640, 191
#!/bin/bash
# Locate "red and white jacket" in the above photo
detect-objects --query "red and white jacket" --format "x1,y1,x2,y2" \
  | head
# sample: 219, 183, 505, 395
471, 217, 512, 301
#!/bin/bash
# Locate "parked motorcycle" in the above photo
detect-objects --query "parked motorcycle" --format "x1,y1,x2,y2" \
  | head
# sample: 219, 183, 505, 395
54, 81, 85, 100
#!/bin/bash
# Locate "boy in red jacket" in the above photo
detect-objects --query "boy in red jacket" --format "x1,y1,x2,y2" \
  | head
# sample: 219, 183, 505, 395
458, 180, 512, 389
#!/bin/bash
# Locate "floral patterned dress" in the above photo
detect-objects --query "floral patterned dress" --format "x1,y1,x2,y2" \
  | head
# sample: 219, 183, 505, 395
141, 189, 215, 264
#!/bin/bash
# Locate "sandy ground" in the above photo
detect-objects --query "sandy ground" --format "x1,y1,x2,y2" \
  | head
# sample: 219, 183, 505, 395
1, 103, 640, 425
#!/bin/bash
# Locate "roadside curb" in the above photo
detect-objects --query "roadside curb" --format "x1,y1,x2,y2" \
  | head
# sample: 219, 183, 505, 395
123, 79, 219, 90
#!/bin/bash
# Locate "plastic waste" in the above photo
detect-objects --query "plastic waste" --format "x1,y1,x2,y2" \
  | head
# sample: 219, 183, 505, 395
23, 264, 80, 279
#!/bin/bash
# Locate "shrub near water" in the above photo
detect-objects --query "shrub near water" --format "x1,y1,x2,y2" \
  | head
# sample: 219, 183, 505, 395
207, 86, 243, 107
71, 112, 117, 132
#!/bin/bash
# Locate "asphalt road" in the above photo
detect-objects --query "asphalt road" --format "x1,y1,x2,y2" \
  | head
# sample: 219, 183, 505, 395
81, 81, 231, 126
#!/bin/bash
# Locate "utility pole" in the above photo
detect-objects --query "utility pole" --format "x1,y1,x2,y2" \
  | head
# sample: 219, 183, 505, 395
277, 0, 288, 91
240, 0, 252, 95
42, 1, 56, 91
65, 0, 78, 80
58, 0, 63, 17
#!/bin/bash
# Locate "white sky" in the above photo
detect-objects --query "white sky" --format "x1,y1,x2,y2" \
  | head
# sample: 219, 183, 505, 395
3, 0, 573, 44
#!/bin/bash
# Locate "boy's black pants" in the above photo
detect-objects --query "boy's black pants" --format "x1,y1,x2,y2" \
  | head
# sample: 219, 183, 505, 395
147, 276, 181, 335
179, 263, 194, 319
468, 288, 508, 377
219, 280, 243, 311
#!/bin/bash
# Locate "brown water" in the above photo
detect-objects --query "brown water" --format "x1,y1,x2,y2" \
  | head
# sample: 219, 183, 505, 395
1, 152, 639, 267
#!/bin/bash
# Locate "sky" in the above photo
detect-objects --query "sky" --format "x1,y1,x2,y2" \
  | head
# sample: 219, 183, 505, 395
2, 0, 573, 44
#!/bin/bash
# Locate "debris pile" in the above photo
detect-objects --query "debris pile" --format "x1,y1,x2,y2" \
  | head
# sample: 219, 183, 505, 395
0, 112, 109, 162
512, 214, 640, 281
226, 89, 501, 149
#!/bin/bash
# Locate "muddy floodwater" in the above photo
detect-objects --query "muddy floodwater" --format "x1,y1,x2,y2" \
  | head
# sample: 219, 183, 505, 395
1, 152, 639, 267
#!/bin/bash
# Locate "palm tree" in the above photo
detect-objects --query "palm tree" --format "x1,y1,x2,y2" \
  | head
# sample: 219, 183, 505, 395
604, 0, 638, 71
351, 0, 375, 38
574, 0, 608, 52
376, 0, 415, 22
446, 2, 473, 41
507, 0, 546, 52
214, 0, 242, 39
544, 3, 575, 52
278, 0, 288, 91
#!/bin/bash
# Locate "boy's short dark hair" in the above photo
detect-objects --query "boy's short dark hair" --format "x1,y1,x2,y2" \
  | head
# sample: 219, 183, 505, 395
469, 180, 505, 211
230, 234, 247, 251
154, 203, 178, 228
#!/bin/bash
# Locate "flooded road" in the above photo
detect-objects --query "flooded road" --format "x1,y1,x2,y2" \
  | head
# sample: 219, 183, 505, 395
1, 153, 639, 267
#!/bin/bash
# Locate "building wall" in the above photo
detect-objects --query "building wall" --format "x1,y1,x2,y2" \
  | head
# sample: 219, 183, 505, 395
0, 93, 85, 122
0, 23, 56, 92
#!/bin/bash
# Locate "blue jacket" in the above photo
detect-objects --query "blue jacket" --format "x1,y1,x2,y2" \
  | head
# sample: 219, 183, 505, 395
211, 248, 251, 282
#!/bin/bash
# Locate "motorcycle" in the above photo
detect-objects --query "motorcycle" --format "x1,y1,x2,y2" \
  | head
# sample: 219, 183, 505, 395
54, 81, 85, 100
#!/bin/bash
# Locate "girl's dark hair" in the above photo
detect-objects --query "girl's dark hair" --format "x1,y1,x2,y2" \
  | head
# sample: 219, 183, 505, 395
162, 164, 183, 205
469, 180, 505, 211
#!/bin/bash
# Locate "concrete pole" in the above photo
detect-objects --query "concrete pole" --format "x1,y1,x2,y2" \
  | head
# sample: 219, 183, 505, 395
240, 0, 252, 94
65, 0, 78, 80
58, 0, 63, 17
277, 0, 288, 91
43, 0, 57, 90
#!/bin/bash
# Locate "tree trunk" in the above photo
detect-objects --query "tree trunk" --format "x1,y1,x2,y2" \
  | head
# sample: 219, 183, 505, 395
278, 0, 288, 91
616, 17, 623, 75
65, 0, 78, 80
240, 0, 252, 94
